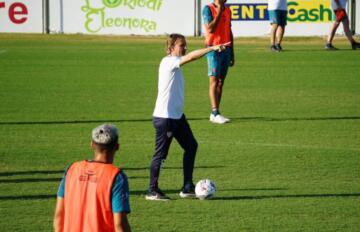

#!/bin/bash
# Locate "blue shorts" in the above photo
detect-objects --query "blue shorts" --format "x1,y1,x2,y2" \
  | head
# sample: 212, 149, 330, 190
269, 10, 287, 26
207, 47, 232, 78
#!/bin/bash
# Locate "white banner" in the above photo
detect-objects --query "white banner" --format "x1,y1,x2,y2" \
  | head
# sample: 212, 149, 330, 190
50, 0, 195, 35
201, 0, 340, 37
0, 0, 43, 33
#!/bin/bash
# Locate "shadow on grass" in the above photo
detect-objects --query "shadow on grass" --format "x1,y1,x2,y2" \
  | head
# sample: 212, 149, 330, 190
131, 189, 189, 196
0, 165, 223, 177
0, 194, 56, 201
218, 187, 288, 192
212, 193, 360, 201
0, 177, 62, 183
0, 170, 64, 177
0, 116, 359, 126
0, 176, 146, 184
124, 165, 225, 171
228, 116, 360, 123
2, 192, 359, 201
130, 188, 287, 197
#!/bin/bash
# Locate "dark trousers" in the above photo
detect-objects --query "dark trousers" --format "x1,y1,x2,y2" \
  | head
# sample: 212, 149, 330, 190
149, 114, 198, 191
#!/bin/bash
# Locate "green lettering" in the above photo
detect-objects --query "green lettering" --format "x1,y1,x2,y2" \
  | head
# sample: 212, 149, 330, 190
308, 9, 319, 21
125, 0, 136, 10
132, 18, 140, 28
297, 9, 307, 22
138, 0, 146, 8
106, 17, 114, 27
287, 2, 298, 22
157, 0, 163, 11
148, 21, 156, 31
102, 0, 122, 8
82, 0, 105, 33
115, 18, 122, 26
140, 19, 149, 32
146, 0, 157, 11
320, 4, 333, 21
123, 18, 132, 29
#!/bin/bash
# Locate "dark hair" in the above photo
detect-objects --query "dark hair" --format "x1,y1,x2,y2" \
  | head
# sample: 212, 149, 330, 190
166, 33, 185, 55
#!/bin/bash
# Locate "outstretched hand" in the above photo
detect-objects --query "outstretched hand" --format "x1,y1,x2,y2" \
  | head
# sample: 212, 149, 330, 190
212, 42, 231, 52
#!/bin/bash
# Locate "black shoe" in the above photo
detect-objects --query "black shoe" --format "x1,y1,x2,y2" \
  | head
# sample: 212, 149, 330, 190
351, 41, 360, 50
270, 45, 279, 52
179, 183, 196, 198
145, 189, 170, 201
325, 43, 338, 51
276, 43, 283, 51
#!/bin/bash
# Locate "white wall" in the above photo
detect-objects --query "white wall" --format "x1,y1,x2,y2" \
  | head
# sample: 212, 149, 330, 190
0, 0, 43, 33
49, 0, 62, 33
356, 0, 360, 34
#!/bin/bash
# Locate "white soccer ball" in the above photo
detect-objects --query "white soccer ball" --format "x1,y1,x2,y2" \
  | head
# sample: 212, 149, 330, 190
195, 179, 216, 200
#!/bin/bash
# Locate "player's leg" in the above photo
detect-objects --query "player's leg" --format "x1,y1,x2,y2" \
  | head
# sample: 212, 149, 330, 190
216, 77, 224, 107
270, 23, 279, 51
269, 10, 279, 52
215, 47, 231, 122
326, 9, 342, 50
208, 50, 225, 123
147, 117, 172, 200
208, 50, 229, 124
209, 77, 228, 124
173, 115, 198, 198
209, 76, 220, 115
342, 17, 354, 42
275, 10, 287, 51
341, 16, 360, 49
326, 21, 340, 50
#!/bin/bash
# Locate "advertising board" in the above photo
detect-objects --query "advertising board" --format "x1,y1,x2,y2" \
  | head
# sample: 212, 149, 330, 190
0, 0, 43, 33
201, 0, 340, 36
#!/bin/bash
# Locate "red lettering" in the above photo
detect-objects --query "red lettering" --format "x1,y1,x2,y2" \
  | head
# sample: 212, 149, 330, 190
9, 2, 28, 24
0, 2, 5, 8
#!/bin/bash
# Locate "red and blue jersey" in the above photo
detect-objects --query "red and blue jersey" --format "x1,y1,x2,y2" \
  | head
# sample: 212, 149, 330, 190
203, 4, 232, 46
57, 160, 130, 232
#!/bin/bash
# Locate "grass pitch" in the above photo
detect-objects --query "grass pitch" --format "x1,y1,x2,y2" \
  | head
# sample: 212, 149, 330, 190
0, 34, 360, 231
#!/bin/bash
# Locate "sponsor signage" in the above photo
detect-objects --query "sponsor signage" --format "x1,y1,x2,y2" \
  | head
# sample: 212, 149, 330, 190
0, 0, 43, 33
52, 0, 195, 35
228, 4, 268, 21
81, 0, 162, 34
2, 0, 348, 36
228, 0, 333, 23
287, 0, 333, 23
200, 0, 336, 36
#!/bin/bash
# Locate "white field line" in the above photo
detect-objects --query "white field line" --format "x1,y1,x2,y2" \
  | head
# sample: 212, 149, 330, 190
0, 49, 7, 54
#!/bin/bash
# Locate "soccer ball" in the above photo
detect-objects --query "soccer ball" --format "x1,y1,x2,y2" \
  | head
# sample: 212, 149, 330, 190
195, 179, 216, 200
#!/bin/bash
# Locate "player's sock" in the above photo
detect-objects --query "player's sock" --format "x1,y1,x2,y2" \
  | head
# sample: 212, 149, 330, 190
211, 108, 220, 116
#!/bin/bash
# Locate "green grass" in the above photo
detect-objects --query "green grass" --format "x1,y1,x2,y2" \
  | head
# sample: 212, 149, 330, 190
0, 34, 359, 231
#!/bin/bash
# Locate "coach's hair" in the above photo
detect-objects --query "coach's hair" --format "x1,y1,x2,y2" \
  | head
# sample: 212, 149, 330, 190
166, 33, 185, 55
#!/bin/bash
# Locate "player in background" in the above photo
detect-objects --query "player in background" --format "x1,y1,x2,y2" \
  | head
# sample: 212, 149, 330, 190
326, 0, 360, 50
268, 0, 288, 52
203, 0, 234, 124
146, 34, 229, 201
54, 124, 131, 232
